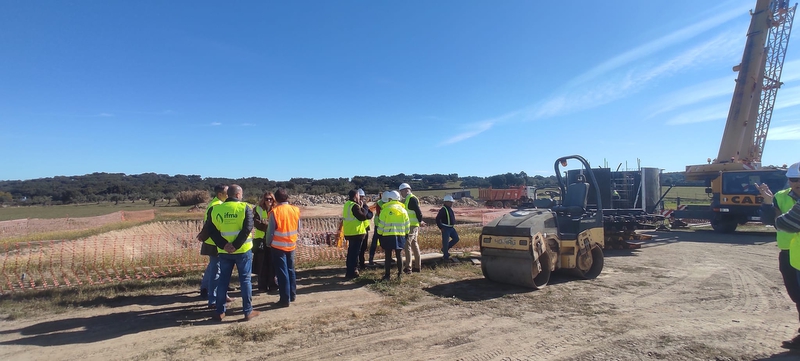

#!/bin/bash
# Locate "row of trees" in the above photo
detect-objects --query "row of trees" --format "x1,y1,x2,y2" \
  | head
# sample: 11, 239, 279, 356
0, 170, 690, 206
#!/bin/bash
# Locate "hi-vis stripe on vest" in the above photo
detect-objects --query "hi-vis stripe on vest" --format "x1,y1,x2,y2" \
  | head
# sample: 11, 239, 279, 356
204, 197, 224, 246
211, 201, 253, 254
271, 203, 300, 251
776, 189, 796, 250
377, 201, 409, 236
342, 200, 367, 236
403, 194, 420, 227
441, 206, 454, 227
254, 205, 268, 239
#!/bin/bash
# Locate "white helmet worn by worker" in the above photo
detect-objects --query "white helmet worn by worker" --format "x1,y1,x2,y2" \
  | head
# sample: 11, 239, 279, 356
382, 191, 401, 203
399, 183, 411, 191
357, 189, 365, 197
788, 162, 800, 178
443, 195, 455, 202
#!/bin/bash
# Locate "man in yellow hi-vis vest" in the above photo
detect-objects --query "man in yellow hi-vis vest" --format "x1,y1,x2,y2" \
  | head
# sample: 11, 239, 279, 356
198, 184, 229, 306
759, 161, 800, 349
343, 189, 373, 278
399, 183, 425, 274
202, 184, 259, 322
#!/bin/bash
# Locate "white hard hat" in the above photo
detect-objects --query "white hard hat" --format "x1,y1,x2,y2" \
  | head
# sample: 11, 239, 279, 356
357, 189, 365, 197
788, 162, 800, 178
443, 195, 455, 202
399, 183, 411, 191
382, 191, 401, 203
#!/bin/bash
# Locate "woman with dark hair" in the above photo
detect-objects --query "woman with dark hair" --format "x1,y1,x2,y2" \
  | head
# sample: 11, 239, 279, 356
253, 191, 278, 293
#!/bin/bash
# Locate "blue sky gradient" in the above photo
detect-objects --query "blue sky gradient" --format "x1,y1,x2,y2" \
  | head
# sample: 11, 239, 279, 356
2, 0, 799, 181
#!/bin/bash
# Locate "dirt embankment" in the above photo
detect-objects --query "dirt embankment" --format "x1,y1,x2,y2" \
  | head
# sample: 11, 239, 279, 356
0, 229, 798, 360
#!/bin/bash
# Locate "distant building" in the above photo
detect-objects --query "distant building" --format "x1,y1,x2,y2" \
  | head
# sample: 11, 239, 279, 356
448, 190, 472, 200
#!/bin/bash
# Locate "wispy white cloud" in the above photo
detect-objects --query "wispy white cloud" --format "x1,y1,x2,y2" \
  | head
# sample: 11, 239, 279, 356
240, 123, 256, 127
567, 3, 748, 87
665, 101, 730, 125
442, 1, 748, 145
440, 121, 496, 146
534, 30, 741, 119
774, 85, 800, 110
97, 113, 114, 117
210, 122, 222, 126
648, 76, 733, 118
767, 123, 800, 140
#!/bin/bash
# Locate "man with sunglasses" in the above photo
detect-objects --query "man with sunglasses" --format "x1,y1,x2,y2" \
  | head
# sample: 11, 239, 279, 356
759, 161, 800, 349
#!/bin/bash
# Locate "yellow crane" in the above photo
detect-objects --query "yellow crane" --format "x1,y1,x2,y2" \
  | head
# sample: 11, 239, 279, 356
680, 0, 796, 233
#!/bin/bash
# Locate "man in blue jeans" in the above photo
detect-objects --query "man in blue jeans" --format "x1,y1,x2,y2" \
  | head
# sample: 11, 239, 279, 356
267, 188, 301, 307
202, 184, 259, 321
436, 195, 459, 261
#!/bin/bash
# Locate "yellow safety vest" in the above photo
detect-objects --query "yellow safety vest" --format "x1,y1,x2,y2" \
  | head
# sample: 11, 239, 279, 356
378, 201, 410, 236
342, 200, 367, 236
211, 201, 253, 254
403, 194, 420, 227
776, 189, 796, 250
254, 205, 268, 239
204, 197, 224, 246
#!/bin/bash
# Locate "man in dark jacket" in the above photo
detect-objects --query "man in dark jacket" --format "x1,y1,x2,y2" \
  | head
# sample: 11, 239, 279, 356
436, 195, 459, 261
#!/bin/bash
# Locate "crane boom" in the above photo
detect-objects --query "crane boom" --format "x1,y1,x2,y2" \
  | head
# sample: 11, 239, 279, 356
686, 0, 795, 179
752, 1, 796, 163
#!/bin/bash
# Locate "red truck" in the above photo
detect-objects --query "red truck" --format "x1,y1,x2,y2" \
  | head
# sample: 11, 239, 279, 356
478, 186, 537, 208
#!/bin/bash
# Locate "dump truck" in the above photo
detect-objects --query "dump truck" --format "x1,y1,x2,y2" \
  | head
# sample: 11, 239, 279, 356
478, 185, 536, 208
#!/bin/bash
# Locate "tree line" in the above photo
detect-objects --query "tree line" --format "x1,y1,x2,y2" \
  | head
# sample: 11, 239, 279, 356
0, 170, 690, 206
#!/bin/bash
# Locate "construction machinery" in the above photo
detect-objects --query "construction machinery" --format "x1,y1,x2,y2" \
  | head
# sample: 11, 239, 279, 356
480, 155, 604, 289
679, 0, 795, 233
478, 185, 536, 208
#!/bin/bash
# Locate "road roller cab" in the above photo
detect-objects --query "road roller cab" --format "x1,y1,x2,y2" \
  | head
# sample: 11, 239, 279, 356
480, 155, 605, 289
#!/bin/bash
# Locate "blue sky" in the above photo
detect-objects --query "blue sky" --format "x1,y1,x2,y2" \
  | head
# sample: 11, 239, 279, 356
2, 0, 799, 182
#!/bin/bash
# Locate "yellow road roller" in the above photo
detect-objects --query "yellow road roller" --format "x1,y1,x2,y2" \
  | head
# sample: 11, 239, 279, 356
480, 155, 604, 289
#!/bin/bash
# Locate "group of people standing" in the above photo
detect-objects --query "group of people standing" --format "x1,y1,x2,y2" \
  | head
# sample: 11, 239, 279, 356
197, 184, 300, 322
342, 183, 460, 281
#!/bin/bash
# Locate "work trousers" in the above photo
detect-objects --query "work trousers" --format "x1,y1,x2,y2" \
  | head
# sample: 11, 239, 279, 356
359, 231, 370, 267
272, 248, 297, 304
403, 226, 421, 270
368, 230, 380, 264
779, 250, 800, 322
441, 227, 460, 260
255, 245, 277, 292
201, 254, 221, 306
345, 234, 365, 277
216, 251, 254, 316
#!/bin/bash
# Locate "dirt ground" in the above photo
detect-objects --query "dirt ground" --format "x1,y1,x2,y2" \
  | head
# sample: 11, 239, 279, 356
1, 220, 799, 360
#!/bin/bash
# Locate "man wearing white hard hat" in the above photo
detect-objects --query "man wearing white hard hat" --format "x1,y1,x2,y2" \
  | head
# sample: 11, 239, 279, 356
377, 190, 409, 281
436, 195, 460, 261
758, 161, 800, 349
398, 183, 425, 273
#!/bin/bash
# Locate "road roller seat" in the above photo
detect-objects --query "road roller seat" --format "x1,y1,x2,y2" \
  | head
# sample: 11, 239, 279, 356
552, 181, 589, 217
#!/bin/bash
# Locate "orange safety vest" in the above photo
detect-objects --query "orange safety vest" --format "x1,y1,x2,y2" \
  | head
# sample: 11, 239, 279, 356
270, 203, 300, 251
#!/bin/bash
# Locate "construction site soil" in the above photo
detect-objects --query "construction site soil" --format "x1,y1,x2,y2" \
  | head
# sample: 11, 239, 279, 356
0, 205, 797, 360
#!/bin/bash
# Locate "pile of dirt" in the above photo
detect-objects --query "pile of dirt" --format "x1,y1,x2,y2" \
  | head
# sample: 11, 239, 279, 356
289, 194, 348, 207
419, 196, 480, 207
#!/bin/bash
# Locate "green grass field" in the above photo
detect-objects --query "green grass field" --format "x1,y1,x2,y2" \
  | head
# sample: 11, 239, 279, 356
0, 201, 192, 221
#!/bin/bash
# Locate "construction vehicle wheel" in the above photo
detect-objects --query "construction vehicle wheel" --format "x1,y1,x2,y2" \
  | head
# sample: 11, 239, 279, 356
481, 262, 489, 279
574, 246, 604, 279
503, 201, 513, 208
531, 253, 552, 289
494, 201, 504, 208
711, 218, 737, 233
